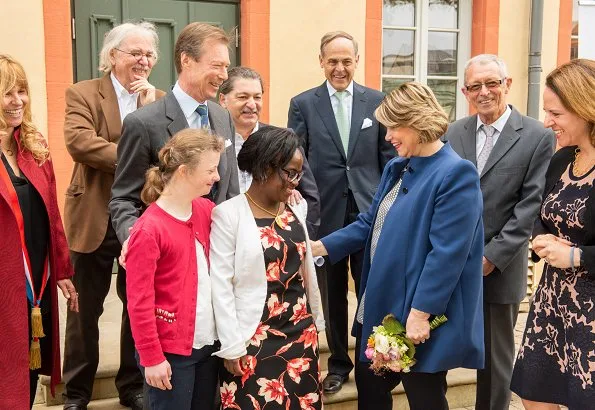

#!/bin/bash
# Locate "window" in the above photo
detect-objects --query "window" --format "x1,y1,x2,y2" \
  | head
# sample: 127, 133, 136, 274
571, 0, 579, 59
382, 0, 471, 121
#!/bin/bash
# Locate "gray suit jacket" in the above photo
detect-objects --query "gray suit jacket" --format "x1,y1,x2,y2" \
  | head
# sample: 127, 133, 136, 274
288, 82, 394, 238
109, 91, 239, 243
445, 105, 555, 303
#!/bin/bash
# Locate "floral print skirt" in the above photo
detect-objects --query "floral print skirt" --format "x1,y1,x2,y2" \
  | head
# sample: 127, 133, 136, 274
220, 211, 322, 409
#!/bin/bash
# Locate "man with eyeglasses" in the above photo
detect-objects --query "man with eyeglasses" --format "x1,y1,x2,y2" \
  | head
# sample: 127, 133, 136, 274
62, 22, 165, 410
444, 54, 555, 410
218, 66, 320, 238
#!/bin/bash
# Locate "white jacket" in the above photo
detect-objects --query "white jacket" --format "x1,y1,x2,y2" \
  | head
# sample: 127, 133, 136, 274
210, 194, 325, 360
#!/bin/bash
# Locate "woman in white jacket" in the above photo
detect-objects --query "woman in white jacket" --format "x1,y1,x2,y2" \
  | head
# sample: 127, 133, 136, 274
210, 126, 325, 409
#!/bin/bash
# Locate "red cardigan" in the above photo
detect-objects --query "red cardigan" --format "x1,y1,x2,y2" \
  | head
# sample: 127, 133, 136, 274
126, 198, 215, 367
0, 130, 73, 408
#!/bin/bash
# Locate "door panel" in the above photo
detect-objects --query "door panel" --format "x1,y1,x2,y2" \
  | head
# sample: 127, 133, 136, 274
73, 0, 239, 92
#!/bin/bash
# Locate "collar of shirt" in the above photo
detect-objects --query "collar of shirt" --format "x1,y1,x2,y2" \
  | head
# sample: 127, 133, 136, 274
110, 72, 138, 122
172, 82, 208, 128
235, 122, 259, 194
326, 80, 354, 98
475, 104, 512, 155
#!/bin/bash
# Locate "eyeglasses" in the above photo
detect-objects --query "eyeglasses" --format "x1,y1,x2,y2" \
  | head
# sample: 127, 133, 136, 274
114, 48, 157, 62
464, 78, 506, 93
280, 168, 304, 183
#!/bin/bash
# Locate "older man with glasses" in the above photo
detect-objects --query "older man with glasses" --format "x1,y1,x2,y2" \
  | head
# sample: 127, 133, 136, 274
61, 22, 165, 410
444, 54, 555, 410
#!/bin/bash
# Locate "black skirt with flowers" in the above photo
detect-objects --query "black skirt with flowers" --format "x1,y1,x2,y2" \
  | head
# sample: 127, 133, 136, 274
220, 208, 322, 409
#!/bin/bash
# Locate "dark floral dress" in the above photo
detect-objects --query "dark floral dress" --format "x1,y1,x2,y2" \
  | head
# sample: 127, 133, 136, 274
511, 163, 595, 408
220, 208, 322, 410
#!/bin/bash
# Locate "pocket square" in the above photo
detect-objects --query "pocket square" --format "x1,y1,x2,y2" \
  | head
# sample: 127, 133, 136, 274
361, 118, 373, 129
225, 139, 232, 148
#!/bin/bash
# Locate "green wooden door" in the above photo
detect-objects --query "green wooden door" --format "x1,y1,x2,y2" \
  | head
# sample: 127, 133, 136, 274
73, 0, 239, 91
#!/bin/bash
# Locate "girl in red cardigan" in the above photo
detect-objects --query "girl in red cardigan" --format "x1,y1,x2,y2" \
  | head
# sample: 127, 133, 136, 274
125, 128, 223, 409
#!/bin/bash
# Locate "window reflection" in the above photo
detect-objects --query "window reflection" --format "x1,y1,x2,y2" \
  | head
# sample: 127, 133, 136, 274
383, 0, 415, 27
429, 0, 458, 29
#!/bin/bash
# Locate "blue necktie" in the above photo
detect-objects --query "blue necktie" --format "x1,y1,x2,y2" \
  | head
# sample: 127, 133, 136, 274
196, 104, 209, 129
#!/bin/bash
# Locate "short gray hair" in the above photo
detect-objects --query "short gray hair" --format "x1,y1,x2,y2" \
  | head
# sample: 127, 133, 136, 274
464, 54, 508, 82
98, 21, 159, 74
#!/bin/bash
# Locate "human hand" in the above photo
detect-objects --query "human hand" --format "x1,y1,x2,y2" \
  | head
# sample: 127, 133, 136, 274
533, 236, 574, 269
118, 227, 133, 268
406, 308, 431, 344
482, 256, 495, 276
145, 360, 172, 390
224, 357, 244, 376
287, 189, 303, 206
310, 240, 328, 257
57, 279, 79, 312
131, 75, 156, 106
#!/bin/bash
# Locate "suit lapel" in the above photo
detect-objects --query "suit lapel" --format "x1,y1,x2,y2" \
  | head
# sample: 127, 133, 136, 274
98, 75, 122, 142
165, 92, 189, 137
207, 103, 229, 179
347, 83, 366, 159
480, 108, 521, 178
314, 84, 347, 160
460, 115, 478, 166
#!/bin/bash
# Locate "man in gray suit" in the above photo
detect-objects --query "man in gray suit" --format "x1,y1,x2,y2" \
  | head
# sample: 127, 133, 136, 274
445, 54, 555, 410
110, 22, 239, 246
287, 31, 394, 393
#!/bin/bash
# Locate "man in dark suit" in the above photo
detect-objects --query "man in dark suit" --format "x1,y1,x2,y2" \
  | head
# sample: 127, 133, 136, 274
62, 22, 165, 410
218, 66, 320, 238
287, 31, 394, 393
445, 54, 555, 410
109, 22, 239, 248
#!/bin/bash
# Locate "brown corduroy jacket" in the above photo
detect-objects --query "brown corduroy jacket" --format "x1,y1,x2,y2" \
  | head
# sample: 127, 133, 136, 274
63, 74, 165, 253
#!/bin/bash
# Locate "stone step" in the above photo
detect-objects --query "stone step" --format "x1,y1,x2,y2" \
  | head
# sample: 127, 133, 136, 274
33, 397, 125, 409
322, 368, 476, 410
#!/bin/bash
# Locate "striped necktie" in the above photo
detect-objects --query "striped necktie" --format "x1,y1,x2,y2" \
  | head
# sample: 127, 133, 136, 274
196, 104, 209, 129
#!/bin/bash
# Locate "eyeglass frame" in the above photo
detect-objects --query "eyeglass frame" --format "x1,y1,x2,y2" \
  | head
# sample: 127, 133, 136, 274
114, 47, 157, 62
464, 78, 507, 93
279, 168, 304, 183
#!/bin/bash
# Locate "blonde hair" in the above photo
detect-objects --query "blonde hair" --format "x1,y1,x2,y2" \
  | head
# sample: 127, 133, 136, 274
98, 22, 159, 74
141, 128, 224, 204
546, 59, 595, 146
320, 31, 358, 56
0, 54, 49, 162
174, 23, 230, 74
375, 82, 448, 143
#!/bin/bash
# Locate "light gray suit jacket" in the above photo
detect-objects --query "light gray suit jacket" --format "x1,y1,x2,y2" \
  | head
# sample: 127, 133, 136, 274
445, 105, 555, 304
109, 91, 239, 243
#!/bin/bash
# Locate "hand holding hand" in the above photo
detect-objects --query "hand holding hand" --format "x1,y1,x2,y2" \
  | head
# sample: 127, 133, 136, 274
57, 279, 79, 312
533, 234, 575, 269
406, 308, 431, 344
286, 189, 303, 206
131, 75, 156, 106
145, 360, 172, 390
310, 240, 328, 257
224, 357, 244, 376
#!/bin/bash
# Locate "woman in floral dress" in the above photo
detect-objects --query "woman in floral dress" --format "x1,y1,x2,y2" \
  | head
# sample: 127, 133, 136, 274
511, 59, 595, 409
210, 126, 325, 409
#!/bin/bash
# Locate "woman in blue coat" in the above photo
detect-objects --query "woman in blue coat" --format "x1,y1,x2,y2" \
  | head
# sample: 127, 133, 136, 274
311, 82, 485, 410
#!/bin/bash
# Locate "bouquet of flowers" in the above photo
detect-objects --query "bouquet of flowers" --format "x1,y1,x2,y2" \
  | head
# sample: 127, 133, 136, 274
365, 313, 447, 374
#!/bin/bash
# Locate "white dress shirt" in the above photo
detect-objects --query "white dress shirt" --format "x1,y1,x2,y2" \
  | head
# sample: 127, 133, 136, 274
475, 105, 512, 160
163, 208, 217, 349
110, 73, 139, 123
234, 122, 259, 194
172, 82, 209, 129
326, 80, 354, 126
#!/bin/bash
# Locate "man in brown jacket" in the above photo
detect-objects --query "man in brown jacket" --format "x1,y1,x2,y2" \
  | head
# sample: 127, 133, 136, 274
62, 22, 165, 410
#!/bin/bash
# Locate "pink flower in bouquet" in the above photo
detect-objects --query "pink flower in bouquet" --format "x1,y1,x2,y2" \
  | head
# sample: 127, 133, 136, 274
365, 347, 375, 360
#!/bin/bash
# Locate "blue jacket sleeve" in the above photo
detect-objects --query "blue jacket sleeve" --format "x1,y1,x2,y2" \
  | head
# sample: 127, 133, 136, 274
411, 161, 483, 315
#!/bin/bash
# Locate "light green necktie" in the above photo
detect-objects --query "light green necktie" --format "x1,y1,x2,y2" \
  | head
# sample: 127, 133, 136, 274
334, 91, 350, 154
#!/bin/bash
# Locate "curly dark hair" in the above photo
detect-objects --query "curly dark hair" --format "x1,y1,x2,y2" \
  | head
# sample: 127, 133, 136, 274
237, 126, 300, 183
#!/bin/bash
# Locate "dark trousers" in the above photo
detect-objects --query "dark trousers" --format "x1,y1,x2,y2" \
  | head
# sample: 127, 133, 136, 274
62, 223, 143, 404
137, 345, 220, 410
30, 370, 39, 408
475, 302, 520, 410
354, 325, 449, 410
323, 191, 363, 378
